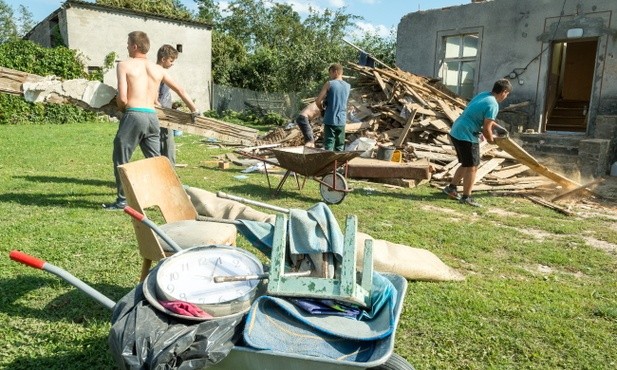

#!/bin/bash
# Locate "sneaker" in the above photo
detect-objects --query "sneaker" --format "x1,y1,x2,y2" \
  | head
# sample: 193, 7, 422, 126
442, 185, 461, 200
102, 200, 127, 210
459, 196, 482, 207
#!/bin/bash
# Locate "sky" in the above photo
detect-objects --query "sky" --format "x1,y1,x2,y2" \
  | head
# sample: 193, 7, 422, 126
4, 0, 470, 38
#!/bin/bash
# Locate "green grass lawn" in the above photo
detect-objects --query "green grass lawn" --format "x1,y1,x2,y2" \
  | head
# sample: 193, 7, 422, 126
0, 122, 616, 369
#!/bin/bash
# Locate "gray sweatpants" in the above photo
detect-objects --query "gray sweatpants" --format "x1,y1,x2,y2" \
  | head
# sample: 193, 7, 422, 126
112, 110, 161, 202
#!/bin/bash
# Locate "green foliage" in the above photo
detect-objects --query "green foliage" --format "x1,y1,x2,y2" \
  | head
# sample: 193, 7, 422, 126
351, 29, 396, 68
96, 0, 193, 20
0, 0, 17, 43
0, 39, 88, 79
0, 95, 100, 125
204, 108, 285, 127
205, 0, 359, 95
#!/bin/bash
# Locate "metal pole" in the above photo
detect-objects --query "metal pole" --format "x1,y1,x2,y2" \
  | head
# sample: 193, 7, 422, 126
216, 191, 290, 214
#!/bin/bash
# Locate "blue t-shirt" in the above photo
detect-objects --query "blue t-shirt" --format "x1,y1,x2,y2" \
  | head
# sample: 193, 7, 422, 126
450, 91, 498, 143
323, 79, 351, 126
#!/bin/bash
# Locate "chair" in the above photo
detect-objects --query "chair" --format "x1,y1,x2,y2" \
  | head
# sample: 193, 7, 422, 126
118, 156, 237, 281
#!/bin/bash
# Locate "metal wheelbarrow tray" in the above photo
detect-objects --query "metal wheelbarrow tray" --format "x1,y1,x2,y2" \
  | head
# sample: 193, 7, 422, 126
211, 272, 410, 370
237, 146, 364, 204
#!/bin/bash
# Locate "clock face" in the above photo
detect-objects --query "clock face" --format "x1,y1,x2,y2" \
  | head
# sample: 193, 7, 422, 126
155, 245, 263, 307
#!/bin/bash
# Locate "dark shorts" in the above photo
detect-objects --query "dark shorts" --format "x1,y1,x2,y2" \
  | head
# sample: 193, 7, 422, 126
450, 135, 480, 167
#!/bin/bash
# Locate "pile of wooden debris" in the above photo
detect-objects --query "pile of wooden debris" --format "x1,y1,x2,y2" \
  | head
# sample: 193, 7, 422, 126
257, 62, 559, 194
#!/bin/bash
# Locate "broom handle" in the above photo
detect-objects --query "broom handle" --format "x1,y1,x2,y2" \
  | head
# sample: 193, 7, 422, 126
217, 191, 290, 214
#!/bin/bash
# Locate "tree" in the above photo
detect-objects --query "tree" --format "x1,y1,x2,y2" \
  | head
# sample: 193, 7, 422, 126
96, 0, 193, 20
206, 0, 359, 95
351, 29, 396, 68
16, 5, 34, 37
0, 0, 17, 43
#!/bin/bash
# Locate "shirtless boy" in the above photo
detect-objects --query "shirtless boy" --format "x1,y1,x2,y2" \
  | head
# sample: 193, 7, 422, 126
104, 31, 198, 210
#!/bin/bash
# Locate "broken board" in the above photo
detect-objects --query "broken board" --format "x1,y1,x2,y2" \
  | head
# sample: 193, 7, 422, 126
494, 136, 580, 190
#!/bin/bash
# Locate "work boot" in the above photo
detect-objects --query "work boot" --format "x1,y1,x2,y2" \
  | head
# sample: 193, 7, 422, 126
102, 200, 127, 210
459, 196, 481, 207
442, 184, 461, 200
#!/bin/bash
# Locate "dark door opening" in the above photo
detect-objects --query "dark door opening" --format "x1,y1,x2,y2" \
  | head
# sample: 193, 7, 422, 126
544, 39, 597, 132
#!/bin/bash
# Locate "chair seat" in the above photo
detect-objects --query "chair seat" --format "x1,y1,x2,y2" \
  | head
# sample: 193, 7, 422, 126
158, 220, 237, 252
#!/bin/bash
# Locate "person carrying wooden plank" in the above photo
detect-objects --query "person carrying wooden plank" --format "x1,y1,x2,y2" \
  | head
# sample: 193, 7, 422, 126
442, 79, 512, 207
104, 31, 198, 210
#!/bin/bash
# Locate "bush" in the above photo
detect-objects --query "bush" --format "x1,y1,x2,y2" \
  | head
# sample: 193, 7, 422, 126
0, 94, 99, 124
204, 109, 286, 127
0, 39, 114, 124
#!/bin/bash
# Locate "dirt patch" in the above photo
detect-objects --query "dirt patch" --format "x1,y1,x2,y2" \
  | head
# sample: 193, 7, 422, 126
487, 208, 527, 218
514, 227, 556, 240
583, 236, 617, 254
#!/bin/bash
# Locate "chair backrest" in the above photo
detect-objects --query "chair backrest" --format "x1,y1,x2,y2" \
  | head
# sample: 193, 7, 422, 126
118, 156, 197, 261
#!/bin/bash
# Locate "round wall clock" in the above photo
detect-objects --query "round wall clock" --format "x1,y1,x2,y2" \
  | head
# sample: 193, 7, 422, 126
154, 245, 264, 317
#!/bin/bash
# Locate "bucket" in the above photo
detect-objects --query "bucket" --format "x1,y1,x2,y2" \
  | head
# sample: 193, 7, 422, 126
376, 146, 396, 161
391, 150, 402, 163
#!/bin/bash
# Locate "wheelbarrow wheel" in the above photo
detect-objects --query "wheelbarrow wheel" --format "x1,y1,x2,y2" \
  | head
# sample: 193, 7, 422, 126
319, 172, 347, 204
368, 353, 415, 370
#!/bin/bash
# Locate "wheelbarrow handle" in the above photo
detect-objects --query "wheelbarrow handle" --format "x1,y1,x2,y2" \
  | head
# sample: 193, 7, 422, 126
10, 250, 46, 269
123, 206, 183, 253
9, 250, 116, 310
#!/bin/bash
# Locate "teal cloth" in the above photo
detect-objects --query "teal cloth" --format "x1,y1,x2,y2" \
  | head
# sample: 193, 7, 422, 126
450, 91, 498, 143
235, 202, 343, 259
242, 272, 399, 361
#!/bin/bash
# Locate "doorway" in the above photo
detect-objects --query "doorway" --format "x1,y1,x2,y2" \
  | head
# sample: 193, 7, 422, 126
544, 39, 597, 132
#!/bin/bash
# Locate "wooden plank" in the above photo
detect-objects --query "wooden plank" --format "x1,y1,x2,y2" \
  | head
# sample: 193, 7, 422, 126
158, 108, 259, 145
474, 158, 505, 184
494, 136, 580, 190
491, 164, 531, 179
526, 195, 575, 216
0, 66, 45, 95
394, 109, 417, 147
372, 70, 390, 99
436, 99, 461, 123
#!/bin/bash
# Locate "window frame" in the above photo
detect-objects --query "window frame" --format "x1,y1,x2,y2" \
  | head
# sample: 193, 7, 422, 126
435, 27, 483, 99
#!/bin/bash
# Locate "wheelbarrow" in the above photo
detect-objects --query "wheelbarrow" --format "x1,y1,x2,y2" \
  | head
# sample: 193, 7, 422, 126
9, 250, 412, 370
8, 209, 414, 369
236, 146, 364, 204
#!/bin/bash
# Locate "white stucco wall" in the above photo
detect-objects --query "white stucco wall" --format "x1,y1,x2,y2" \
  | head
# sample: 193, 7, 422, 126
396, 0, 617, 132
41, 4, 212, 111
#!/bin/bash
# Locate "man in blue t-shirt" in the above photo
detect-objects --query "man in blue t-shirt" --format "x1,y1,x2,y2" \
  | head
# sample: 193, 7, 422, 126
442, 79, 512, 207
316, 63, 351, 151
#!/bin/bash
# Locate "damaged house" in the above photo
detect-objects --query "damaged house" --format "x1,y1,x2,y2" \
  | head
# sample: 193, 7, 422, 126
24, 0, 212, 112
396, 0, 617, 179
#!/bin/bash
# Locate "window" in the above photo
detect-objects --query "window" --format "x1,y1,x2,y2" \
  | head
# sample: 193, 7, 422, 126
439, 33, 479, 99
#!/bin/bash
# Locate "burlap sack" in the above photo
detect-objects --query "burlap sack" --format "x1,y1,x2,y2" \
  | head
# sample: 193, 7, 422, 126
185, 186, 276, 223
355, 232, 464, 282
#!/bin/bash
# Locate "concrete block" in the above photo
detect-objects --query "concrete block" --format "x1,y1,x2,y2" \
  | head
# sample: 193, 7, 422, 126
578, 139, 611, 177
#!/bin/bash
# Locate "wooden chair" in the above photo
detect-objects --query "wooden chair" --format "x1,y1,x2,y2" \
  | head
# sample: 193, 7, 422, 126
118, 156, 237, 281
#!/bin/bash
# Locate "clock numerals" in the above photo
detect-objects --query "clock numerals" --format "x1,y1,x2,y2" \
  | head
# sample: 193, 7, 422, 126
232, 258, 240, 267
168, 271, 179, 281
179, 292, 187, 301
166, 283, 175, 293
181, 262, 190, 272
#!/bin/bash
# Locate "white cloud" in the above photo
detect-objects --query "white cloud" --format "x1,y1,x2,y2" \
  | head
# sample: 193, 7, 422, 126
352, 21, 392, 39
328, 0, 346, 8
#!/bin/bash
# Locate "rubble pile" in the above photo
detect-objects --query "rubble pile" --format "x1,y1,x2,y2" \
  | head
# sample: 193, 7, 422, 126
257, 63, 554, 192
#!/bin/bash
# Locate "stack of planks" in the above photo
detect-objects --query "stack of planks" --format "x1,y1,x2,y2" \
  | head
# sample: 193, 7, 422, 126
259, 62, 556, 192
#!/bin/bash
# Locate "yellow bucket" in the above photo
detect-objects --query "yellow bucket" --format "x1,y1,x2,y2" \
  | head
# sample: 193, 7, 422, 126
391, 150, 402, 163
